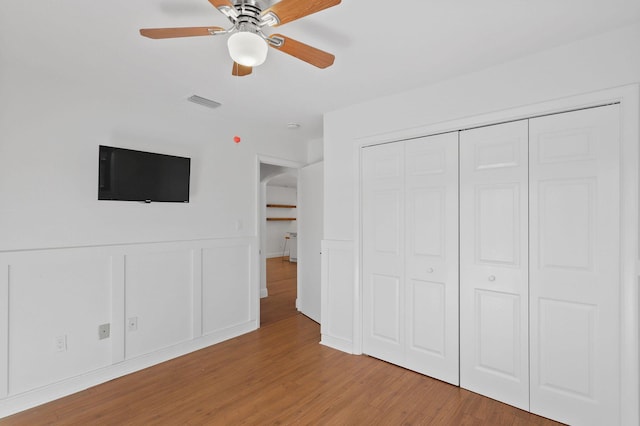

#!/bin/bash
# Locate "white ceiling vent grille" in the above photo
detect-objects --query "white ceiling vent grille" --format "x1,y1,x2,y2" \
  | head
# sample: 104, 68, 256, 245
187, 95, 221, 109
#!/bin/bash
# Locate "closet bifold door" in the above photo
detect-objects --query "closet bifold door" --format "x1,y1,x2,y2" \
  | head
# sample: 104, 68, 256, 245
459, 120, 529, 410
362, 132, 459, 385
362, 142, 405, 366
404, 133, 459, 385
528, 105, 621, 425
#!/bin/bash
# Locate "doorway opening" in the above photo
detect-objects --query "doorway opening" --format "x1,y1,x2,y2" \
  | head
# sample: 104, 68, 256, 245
259, 161, 299, 326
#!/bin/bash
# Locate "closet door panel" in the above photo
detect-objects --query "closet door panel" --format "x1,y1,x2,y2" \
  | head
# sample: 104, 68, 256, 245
474, 290, 521, 377
460, 120, 529, 410
476, 183, 521, 267
405, 132, 459, 385
362, 143, 405, 364
529, 105, 620, 425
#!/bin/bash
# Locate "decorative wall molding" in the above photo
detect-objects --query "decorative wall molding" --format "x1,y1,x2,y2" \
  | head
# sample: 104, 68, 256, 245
320, 240, 355, 353
0, 237, 257, 418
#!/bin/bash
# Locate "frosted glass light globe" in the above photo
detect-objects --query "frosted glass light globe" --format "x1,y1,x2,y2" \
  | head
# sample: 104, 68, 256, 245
227, 32, 268, 67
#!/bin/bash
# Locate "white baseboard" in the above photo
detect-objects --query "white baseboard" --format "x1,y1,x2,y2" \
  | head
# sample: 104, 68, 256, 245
266, 252, 286, 258
320, 334, 355, 354
260, 288, 268, 298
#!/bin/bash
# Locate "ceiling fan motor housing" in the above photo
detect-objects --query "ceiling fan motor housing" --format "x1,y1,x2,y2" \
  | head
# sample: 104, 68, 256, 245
234, 0, 263, 31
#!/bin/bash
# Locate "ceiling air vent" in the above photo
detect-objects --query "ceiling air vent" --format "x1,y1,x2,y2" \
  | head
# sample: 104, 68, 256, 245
187, 95, 221, 109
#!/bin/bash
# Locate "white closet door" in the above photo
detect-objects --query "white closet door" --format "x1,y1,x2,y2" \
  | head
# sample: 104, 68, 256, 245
404, 133, 459, 385
363, 133, 459, 382
529, 105, 620, 425
362, 142, 405, 365
460, 120, 529, 410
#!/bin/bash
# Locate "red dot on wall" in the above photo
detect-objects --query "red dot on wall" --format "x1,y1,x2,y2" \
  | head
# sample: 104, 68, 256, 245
233, 136, 241, 143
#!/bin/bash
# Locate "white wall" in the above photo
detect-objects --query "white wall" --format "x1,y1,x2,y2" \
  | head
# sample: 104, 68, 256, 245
0, 88, 305, 250
0, 48, 307, 252
307, 138, 324, 163
323, 22, 640, 351
0, 19, 306, 417
265, 185, 297, 258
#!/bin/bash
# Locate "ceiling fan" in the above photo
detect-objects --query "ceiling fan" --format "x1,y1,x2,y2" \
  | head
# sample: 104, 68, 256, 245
140, 0, 341, 76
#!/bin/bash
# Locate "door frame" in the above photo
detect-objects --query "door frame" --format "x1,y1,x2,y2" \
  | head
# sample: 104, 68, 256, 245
353, 84, 639, 424
255, 155, 304, 321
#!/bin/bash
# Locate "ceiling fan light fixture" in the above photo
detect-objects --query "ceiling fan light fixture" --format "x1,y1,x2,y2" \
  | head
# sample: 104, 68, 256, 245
227, 31, 268, 67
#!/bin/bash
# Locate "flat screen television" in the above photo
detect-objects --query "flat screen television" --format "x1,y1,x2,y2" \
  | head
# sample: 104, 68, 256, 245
98, 145, 190, 203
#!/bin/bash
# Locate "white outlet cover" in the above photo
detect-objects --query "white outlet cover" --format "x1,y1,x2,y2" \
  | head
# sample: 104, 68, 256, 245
55, 335, 67, 352
98, 323, 110, 339
128, 317, 138, 331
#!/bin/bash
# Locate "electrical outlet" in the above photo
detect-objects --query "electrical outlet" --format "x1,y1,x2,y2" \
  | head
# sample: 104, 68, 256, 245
127, 317, 138, 331
98, 323, 110, 340
55, 335, 67, 352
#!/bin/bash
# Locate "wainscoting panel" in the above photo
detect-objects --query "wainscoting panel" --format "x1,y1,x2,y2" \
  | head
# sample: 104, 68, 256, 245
124, 250, 194, 359
320, 240, 355, 353
0, 236, 257, 418
202, 243, 253, 335
6, 252, 113, 396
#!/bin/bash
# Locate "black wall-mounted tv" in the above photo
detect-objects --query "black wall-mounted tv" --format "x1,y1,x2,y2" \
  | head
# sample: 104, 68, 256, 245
98, 145, 190, 203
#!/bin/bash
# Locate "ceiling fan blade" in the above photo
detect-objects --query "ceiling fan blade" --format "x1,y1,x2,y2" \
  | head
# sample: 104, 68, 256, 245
208, 0, 234, 9
268, 34, 335, 68
261, 0, 341, 26
232, 62, 253, 77
139, 26, 224, 39
208, 0, 237, 19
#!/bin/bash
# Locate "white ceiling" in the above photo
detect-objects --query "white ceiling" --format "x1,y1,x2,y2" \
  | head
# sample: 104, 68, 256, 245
267, 172, 298, 188
2, 1, 640, 146
261, 163, 297, 188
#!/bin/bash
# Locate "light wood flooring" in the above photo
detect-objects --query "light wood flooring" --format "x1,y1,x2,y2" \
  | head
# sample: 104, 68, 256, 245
261, 256, 298, 327
3, 257, 560, 425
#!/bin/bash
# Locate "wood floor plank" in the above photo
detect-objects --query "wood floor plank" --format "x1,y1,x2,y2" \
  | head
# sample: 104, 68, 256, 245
3, 257, 561, 425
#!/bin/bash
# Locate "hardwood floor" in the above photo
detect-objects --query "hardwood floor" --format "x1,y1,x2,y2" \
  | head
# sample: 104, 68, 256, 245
261, 256, 298, 327
3, 257, 560, 425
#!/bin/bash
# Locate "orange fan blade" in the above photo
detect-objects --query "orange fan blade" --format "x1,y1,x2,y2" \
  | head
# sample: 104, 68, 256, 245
208, 0, 237, 18
268, 34, 335, 68
232, 62, 253, 76
261, 0, 341, 26
139, 26, 224, 39
208, 0, 234, 9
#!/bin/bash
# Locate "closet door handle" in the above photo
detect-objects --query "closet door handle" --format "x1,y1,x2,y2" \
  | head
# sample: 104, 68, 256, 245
488, 275, 496, 281
427, 267, 434, 273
